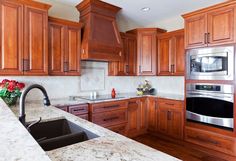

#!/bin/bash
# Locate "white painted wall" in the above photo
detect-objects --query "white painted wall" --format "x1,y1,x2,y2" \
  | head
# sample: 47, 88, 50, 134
1, 0, 184, 101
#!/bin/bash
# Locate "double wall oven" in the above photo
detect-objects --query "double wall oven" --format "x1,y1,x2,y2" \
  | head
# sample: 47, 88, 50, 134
186, 84, 234, 129
186, 46, 235, 130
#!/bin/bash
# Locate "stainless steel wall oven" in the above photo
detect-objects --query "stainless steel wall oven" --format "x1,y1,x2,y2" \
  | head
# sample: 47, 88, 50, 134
186, 83, 234, 129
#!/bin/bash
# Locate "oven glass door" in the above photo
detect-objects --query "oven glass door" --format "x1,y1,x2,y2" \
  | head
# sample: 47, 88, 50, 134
190, 54, 228, 74
186, 97, 233, 118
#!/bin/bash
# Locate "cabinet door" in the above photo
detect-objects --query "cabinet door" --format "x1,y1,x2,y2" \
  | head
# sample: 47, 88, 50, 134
173, 31, 185, 75
139, 98, 147, 130
48, 22, 65, 75
138, 31, 157, 75
23, 6, 48, 75
207, 6, 236, 46
147, 98, 158, 131
157, 36, 172, 75
158, 107, 168, 133
64, 26, 81, 75
127, 100, 139, 137
116, 34, 128, 76
0, 1, 23, 75
185, 13, 207, 49
108, 33, 136, 76
126, 35, 137, 76
168, 109, 183, 139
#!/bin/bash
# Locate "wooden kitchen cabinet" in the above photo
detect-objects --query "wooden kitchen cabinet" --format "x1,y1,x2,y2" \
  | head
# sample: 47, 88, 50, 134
127, 28, 166, 76
48, 17, 82, 76
127, 98, 147, 138
183, 1, 236, 49
0, 0, 50, 75
23, 5, 49, 75
147, 97, 158, 132
108, 32, 137, 76
157, 98, 184, 140
55, 104, 89, 120
157, 29, 185, 76
89, 100, 128, 133
0, 0, 23, 75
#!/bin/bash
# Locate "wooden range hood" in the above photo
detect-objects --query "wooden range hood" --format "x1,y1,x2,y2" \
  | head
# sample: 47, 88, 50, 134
76, 0, 123, 61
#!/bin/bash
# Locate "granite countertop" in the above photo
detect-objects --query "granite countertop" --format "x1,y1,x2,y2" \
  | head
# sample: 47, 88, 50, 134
1, 98, 181, 161
51, 92, 184, 107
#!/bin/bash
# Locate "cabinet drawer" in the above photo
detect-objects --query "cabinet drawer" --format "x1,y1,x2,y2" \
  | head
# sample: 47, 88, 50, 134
107, 123, 127, 135
68, 104, 88, 115
185, 127, 236, 156
55, 106, 68, 112
157, 98, 183, 109
90, 101, 127, 113
91, 109, 127, 127
78, 114, 89, 120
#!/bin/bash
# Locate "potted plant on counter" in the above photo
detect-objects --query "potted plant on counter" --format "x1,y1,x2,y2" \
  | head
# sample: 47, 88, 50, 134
0, 79, 25, 106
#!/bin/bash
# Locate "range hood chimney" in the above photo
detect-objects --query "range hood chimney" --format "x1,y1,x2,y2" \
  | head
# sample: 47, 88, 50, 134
76, 0, 123, 61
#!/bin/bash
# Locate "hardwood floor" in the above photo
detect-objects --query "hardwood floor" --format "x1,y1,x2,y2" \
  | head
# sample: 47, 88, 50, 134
134, 134, 235, 161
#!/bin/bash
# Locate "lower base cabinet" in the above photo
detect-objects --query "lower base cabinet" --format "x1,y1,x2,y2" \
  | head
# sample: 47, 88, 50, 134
89, 100, 128, 135
127, 98, 147, 138
148, 98, 184, 140
185, 126, 236, 156
107, 123, 127, 136
55, 104, 89, 120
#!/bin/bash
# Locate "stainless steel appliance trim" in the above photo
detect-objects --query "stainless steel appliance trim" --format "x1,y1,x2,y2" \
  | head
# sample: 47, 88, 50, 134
186, 46, 234, 80
186, 111, 234, 129
186, 83, 234, 94
187, 92, 234, 103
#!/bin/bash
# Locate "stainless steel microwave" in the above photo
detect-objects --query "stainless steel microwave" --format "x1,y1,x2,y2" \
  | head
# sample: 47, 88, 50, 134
186, 46, 234, 80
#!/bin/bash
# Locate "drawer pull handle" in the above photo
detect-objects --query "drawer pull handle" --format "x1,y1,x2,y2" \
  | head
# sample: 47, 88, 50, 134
103, 105, 119, 109
165, 103, 174, 106
103, 116, 119, 122
73, 109, 85, 111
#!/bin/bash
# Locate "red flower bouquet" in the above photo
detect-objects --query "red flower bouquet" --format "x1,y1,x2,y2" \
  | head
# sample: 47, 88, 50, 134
0, 79, 25, 106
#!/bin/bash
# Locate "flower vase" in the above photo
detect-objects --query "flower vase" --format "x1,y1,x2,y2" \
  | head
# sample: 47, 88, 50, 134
2, 97, 18, 106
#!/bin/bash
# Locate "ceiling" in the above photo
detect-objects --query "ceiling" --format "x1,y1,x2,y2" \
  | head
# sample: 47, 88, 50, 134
48, 0, 226, 30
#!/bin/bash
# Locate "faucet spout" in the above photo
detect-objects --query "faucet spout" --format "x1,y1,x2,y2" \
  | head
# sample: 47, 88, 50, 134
19, 84, 51, 126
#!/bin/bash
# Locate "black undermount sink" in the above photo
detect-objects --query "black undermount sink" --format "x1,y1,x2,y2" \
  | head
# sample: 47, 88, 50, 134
27, 118, 99, 151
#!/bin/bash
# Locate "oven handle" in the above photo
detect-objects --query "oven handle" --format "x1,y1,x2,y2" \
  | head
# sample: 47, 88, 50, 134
187, 93, 234, 103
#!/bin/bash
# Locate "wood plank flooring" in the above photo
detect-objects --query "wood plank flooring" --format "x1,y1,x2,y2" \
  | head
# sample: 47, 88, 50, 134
134, 134, 235, 161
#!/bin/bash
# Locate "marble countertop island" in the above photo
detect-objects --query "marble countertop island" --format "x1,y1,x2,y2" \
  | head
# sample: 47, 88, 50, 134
1, 93, 183, 161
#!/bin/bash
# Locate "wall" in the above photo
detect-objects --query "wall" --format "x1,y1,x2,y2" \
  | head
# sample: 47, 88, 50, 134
1, 0, 184, 101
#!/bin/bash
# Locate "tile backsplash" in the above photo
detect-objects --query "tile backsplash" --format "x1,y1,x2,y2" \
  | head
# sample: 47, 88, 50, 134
0, 61, 184, 101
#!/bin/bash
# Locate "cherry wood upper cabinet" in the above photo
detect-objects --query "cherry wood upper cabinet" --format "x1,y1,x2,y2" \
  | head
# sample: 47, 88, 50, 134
127, 28, 166, 76
49, 17, 83, 76
0, 1, 23, 75
24, 5, 49, 75
48, 21, 65, 75
76, 0, 123, 61
0, 0, 50, 76
158, 29, 185, 76
108, 32, 137, 76
184, 13, 207, 49
207, 5, 236, 46
183, 1, 236, 49
66, 26, 81, 75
